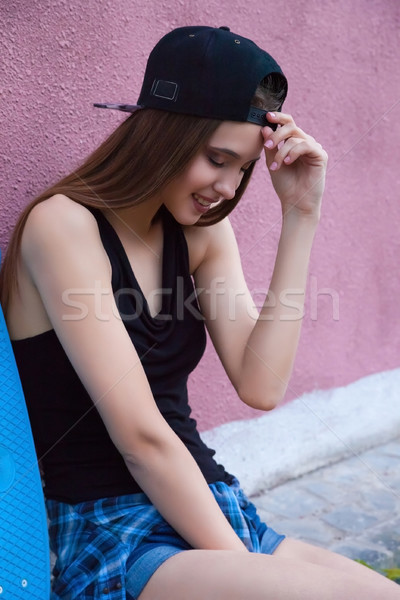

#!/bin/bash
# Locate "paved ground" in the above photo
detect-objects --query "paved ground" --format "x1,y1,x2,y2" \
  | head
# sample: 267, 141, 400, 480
250, 437, 400, 576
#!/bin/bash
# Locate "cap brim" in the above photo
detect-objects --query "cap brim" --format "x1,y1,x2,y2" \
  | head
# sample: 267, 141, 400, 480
93, 103, 142, 113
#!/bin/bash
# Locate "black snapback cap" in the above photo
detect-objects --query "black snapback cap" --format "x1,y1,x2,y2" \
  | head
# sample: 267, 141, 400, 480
94, 26, 287, 127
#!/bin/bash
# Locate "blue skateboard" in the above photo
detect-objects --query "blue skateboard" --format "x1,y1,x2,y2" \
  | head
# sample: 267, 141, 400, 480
0, 250, 50, 598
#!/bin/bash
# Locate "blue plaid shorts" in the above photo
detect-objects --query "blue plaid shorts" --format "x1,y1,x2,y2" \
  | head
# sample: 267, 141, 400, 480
47, 478, 285, 599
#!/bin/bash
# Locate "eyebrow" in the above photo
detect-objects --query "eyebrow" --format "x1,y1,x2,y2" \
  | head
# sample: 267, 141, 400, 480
209, 146, 261, 163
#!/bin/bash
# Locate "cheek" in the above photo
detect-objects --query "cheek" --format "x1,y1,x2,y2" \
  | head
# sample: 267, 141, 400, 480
186, 156, 215, 181
163, 158, 213, 199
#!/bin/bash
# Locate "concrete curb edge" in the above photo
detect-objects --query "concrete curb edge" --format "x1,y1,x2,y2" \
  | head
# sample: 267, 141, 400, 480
201, 368, 400, 496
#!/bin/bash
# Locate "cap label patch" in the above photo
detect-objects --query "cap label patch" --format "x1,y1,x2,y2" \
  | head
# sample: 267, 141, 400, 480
151, 79, 179, 101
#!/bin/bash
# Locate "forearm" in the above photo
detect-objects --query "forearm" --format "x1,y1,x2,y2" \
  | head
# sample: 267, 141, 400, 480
239, 211, 318, 408
124, 435, 248, 552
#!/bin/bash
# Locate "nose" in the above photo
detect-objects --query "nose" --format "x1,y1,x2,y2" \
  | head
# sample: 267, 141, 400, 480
213, 171, 240, 201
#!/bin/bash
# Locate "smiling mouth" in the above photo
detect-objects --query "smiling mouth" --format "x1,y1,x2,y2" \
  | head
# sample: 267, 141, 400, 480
193, 193, 215, 207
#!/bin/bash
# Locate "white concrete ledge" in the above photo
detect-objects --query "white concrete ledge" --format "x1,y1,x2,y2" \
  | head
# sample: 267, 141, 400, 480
201, 369, 400, 496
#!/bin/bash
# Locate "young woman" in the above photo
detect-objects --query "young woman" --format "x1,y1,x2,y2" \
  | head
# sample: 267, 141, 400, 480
1, 25, 399, 600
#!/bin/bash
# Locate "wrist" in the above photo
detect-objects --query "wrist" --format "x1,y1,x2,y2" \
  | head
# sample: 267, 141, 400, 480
281, 207, 320, 231
277, 208, 319, 263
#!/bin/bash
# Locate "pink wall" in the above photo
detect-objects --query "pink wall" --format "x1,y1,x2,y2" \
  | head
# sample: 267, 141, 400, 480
1, 1, 399, 430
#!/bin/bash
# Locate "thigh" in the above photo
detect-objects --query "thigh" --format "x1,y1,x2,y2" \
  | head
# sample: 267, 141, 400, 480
274, 537, 400, 596
274, 536, 377, 573
137, 548, 400, 600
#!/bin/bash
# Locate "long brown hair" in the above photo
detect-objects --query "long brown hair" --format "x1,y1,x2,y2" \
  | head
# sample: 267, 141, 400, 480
0, 73, 286, 313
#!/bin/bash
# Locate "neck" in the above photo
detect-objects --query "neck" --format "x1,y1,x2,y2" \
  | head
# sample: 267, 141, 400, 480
102, 197, 164, 239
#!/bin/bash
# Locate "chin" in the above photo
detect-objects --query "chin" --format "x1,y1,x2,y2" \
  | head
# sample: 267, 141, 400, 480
177, 214, 202, 226
165, 205, 203, 226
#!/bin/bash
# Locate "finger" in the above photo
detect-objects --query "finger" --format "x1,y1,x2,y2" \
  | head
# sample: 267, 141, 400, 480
262, 112, 285, 144
264, 120, 307, 150
261, 125, 275, 141
285, 143, 328, 168
266, 111, 296, 128
279, 140, 327, 170
265, 137, 303, 171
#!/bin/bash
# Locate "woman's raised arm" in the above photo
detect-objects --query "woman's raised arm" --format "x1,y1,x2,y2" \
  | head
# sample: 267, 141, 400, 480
194, 113, 327, 411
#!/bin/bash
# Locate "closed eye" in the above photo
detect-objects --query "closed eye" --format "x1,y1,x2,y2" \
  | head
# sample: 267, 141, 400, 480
208, 156, 254, 173
208, 156, 224, 168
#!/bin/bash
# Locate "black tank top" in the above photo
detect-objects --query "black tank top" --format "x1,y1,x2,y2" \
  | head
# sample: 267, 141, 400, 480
12, 206, 232, 503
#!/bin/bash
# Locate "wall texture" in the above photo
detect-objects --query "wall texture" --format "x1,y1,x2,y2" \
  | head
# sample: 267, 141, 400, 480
1, 1, 399, 430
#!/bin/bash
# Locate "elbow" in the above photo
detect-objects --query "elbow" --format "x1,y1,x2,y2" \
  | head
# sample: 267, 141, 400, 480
122, 438, 165, 468
237, 382, 287, 412
116, 423, 176, 467
238, 391, 280, 411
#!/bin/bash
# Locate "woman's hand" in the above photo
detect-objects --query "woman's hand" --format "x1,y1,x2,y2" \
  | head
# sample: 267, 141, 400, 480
262, 112, 328, 220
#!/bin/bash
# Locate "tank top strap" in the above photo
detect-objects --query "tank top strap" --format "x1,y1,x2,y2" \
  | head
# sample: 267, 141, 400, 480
87, 205, 191, 328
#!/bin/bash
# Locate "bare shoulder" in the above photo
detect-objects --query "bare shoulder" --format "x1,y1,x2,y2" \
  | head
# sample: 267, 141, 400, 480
21, 193, 111, 287
9, 195, 108, 339
23, 194, 99, 247
21, 194, 109, 270
184, 217, 238, 274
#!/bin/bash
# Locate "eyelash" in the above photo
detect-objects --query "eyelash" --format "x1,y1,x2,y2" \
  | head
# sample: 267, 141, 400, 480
208, 157, 224, 168
208, 157, 250, 173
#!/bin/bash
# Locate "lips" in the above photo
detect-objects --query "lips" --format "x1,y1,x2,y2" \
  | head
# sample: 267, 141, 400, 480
192, 193, 217, 214
193, 193, 214, 207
